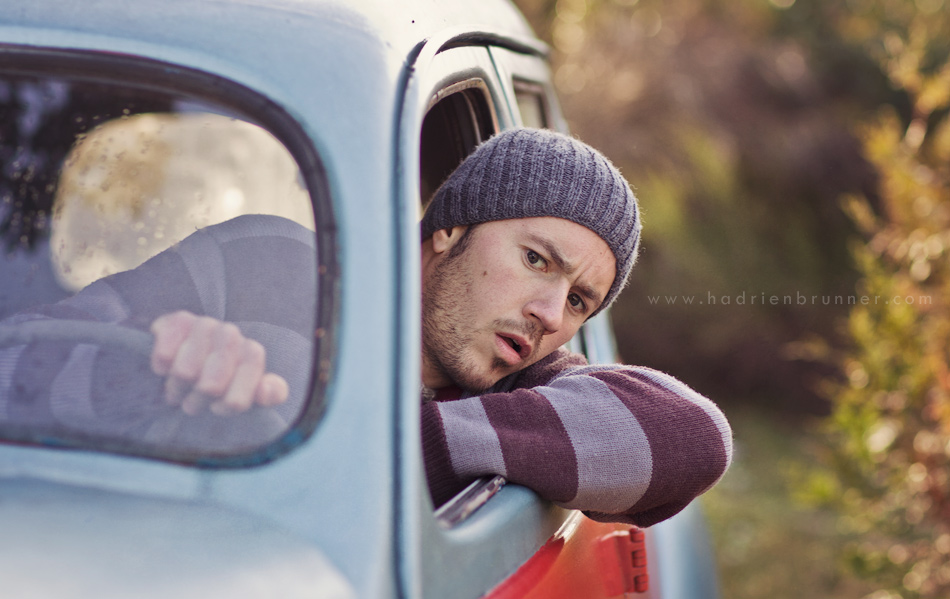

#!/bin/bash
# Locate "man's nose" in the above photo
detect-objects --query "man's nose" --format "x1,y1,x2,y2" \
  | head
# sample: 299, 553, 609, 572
524, 287, 565, 335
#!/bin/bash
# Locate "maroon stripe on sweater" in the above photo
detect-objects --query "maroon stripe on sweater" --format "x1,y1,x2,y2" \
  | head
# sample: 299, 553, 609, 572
510, 347, 587, 390
592, 370, 728, 524
221, 236, 316, 337
479, 388, 578, 503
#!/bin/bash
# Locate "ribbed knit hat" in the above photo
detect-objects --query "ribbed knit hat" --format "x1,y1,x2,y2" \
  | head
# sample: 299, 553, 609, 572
421, 127, 641, 316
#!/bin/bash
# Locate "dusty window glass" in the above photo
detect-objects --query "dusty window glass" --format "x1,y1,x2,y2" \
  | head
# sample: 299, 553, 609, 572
0, 72, 322, 461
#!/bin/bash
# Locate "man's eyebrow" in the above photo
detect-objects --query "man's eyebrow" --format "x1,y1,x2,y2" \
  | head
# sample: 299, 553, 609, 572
574, 282, 604, 309
528, 234, 605, 309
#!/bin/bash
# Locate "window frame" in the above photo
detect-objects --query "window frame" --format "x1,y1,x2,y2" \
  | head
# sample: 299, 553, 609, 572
419, 78, 498, 208
0, 45, 339, 469
420, 60, 590, 529
400, 41, 584, 599
512, 79, 551, 129
489, 46, 568, 133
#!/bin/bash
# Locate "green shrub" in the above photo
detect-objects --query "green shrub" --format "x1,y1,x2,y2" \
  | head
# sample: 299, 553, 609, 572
819, 2, 950, 596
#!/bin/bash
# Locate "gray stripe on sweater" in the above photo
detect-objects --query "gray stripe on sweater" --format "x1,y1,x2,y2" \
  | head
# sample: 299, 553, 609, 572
206, 213, 317, 247
549, 363, 626, 381
49, 344, 99, 425
438, 398, 508, 479
235, 321, 312, 422
539, 375, 652, 512
175, 229, 228, 319
633, 367, 733, 492
0, 346, 25, 419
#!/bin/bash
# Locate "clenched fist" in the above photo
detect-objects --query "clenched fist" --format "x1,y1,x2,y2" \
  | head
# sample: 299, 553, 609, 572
150, 311, 289, 416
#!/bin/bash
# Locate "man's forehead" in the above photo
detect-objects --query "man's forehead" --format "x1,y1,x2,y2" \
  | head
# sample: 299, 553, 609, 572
509, 216, 614, 254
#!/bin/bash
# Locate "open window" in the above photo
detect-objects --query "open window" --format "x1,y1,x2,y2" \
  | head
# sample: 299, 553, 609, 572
417, 54, 593, 526
408, 42, 580, 599
0, 54, 334, 465
417, 80, 504, 525
419, 80, 497, 207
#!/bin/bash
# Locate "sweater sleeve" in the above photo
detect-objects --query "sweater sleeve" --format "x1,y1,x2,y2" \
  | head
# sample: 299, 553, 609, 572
421, 349, 733, 527
0, 214, 317, 449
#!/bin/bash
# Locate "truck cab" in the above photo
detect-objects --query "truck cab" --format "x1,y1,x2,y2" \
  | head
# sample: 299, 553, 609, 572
0, 1, 720, 597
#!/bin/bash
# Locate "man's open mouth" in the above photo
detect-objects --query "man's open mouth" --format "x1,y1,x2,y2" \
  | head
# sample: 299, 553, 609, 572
503, 336, 522, 354
497, 333, 531, 362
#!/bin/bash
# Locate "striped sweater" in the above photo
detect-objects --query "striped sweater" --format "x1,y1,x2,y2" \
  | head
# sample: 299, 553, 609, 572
0, 215, 317, 452
0, 215, 732, 526
422, 349, 733, 527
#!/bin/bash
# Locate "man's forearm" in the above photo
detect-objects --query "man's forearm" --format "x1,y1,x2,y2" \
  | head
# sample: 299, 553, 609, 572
0, 215, 317, 446
421, 353, 733, 527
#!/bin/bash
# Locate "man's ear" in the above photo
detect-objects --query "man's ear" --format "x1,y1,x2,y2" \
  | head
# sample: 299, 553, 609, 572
430, 225, 468, 255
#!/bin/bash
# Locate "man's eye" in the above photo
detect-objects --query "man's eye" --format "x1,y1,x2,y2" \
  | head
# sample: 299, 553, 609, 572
568, 293, 586, 312
526, 249, 546, 268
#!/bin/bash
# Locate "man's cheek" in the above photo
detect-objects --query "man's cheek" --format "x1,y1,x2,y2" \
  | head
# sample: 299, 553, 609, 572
543, 333, 575, 358
529, 339, 555, 364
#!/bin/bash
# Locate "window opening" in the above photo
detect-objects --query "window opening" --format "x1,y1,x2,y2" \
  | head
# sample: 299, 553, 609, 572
513, 80, 549, 129
419, 82, 496, 208
0, 65, 327, 465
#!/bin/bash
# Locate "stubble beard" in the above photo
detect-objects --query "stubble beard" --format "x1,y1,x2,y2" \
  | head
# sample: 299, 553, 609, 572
422, 253, 546, 392
422, 250, 506, 393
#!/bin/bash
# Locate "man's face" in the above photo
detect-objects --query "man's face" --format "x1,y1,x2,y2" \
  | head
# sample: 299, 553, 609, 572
420, 216, 616, 391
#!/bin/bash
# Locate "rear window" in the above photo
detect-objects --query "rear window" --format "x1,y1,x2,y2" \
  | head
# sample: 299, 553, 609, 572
513, 81, 549, 129
0, 57, 333, 464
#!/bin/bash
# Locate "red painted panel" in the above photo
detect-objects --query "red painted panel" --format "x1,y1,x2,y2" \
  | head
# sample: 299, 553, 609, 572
482, 514, 655, 599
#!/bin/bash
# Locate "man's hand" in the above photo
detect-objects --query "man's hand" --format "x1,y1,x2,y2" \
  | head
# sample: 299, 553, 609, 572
150, 311, 289, 416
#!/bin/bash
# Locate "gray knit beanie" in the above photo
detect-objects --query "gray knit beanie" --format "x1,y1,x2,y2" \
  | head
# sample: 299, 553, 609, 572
421, 127, 641, 316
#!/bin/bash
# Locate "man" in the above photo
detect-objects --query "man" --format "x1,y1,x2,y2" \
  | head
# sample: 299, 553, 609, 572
1, 128, 731, 527
413, 129, 732, 526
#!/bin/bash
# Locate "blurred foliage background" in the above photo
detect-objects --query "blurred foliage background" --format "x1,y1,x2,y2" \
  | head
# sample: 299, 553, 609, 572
510, 0, 950, 597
